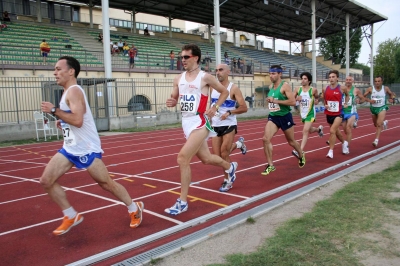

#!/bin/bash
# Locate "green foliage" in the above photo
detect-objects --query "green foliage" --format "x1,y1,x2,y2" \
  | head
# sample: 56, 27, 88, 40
319, 28, 362, 66
394, 46, 400, 82
374, 37, 400, 84
351, 62, 370, 76
246, 217, 255, 224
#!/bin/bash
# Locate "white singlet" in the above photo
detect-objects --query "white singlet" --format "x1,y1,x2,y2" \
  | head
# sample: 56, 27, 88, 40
371, 85, 386, 108
59, 85, 103, 156
211, 82, 237, 127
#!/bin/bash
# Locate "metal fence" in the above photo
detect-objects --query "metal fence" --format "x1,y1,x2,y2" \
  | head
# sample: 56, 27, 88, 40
0, 77, 267, 126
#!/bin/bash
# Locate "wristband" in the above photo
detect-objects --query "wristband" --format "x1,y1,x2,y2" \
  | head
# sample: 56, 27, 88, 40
215, 104, 220, 110
227, 110, 232, 115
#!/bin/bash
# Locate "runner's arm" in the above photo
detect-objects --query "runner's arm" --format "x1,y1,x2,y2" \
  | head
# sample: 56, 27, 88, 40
385, 86, 395, 103
204, 73, 228, 109
230, 84, 247, 115
276, 83, 296, 106
363, 87, 374, 103
166, 75, 180, 107
41, 86, 86, 128
312, 88, 319, 105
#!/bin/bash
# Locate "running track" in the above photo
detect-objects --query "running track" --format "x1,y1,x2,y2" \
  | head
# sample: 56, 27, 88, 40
0, 106, 399, 265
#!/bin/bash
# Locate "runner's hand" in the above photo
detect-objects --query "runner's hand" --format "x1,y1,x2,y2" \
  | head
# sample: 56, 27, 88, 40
166, 98, 177, 107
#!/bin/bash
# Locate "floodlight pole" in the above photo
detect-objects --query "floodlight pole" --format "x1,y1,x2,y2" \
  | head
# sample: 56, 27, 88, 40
36, 0, 42, 23
101, 0, 113, 116
169, 14, 172, 38
370, 23, 374, 86
89, 0, 93, 28
214, 0, 221, 65
346, 13, 350, 76
311, 0, 316, 86
132, 7, 136, 33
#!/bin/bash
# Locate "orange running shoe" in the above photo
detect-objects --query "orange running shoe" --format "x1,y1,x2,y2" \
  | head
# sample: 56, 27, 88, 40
53, 213, 83, 236
130, 201, 144, 228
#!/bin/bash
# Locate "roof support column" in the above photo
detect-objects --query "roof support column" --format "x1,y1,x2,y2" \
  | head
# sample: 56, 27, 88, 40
254, 33, 257, 49
89, 0, 93, 29
233, 29, 236, 46
36, 0, 42, 22
169, 14, 172, 38
213, 0, 221, 65
370, 23, 374, 86
208, 24, 212, 43
289, 41, 292, 55
101, 0, 113, 115
272, 37, 275, 52
346, 13, 350, 76
132, 7, 136, 33
311, 0, 316, 86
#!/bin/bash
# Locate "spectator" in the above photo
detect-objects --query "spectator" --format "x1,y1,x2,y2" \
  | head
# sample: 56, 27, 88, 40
51, 36, 58, 41
129, 45, 136, 69
205, 52, 211, 69
117, 39, 124, 53
40, 39, 50, 64
0, 22, 7, 31
177, 52, 182, 71
224, 55, 230, 65
224, 51, 228, 59
98, 33, 103, 43
123, 42, 130, 56
144, 27, 150, 36
112, 42, 119, 56
238, 58, 244, 74
232, 58, 237, 73
63, 37, 70, 42
132, 45, 138, 61
169, 50, 175, 70
3, 11, 10, 22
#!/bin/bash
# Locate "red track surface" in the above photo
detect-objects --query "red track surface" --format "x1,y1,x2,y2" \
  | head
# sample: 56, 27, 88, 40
1, 106, 399, 265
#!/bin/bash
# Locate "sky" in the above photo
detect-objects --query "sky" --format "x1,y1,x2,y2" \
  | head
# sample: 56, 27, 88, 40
185, 0, 399, 65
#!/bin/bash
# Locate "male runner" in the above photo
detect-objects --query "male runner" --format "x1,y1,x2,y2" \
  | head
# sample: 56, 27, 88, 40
165, 44, 237, 215
363, 76, 394, 147
40, 56, 143, 235
341, 76, 366, 153
322, 70, 347, 158
292, 72, 323, 158
262, 65, 305, 175
211, 64, 248, 192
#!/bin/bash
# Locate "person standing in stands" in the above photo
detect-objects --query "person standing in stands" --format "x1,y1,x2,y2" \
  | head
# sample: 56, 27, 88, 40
129, 45, 136, 69
170, 50, 175, 70
40, 39, 50, 64
40, 56, 143, 235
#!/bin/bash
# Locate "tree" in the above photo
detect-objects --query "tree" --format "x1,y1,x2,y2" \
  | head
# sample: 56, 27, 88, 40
394, 46, 400, 82
374, 37, 400, 84
351, 63, 370, 76
319, 28, 362, 66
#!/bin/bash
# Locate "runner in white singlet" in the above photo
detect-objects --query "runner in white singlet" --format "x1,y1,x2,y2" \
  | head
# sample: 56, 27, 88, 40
165, 44, 238, 215
41, 56, 143, 236
363, 76, 395, 147
210, 64, 248, 192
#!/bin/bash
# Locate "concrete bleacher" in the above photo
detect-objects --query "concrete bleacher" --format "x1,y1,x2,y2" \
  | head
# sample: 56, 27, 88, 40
0, 22, 101, 66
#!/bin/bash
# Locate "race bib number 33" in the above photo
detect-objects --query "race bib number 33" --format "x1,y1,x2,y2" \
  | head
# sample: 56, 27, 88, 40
327, 101, 339, 112
180, 94, 199, 113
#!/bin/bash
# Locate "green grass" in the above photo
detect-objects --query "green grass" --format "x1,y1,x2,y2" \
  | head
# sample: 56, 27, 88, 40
210, 161, 400, 266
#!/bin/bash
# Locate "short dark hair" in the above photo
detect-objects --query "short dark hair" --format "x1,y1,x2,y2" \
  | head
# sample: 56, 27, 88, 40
328, 70, 339, 78
270, 64, 282, 70
300, 72, 312, 85
42, 39, 46, 42
374, 76, 383, 81
182, 43, 201, 64
59, 56, 81, 78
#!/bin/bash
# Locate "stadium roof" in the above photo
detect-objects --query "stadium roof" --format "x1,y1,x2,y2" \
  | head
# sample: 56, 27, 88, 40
62, 0, 387, 42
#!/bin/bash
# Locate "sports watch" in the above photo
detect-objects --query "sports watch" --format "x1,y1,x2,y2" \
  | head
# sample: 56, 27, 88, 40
51, 107, 57, 115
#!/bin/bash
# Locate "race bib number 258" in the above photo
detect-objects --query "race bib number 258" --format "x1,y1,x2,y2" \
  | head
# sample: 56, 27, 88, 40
180, 94, 199, 113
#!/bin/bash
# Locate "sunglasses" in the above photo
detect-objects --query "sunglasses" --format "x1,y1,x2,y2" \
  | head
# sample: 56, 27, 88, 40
182, 55, 195, 60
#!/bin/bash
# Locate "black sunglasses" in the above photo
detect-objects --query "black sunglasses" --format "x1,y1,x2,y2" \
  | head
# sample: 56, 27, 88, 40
182, 55, 195, 60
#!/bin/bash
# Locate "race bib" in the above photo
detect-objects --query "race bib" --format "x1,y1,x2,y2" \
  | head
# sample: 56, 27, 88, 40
180, 94, 199, 113
300, 99, 310, 109
372, 97, 383, 105
62, 122, 77, 146
327, 101, 339, 112
268, 101, 281, 112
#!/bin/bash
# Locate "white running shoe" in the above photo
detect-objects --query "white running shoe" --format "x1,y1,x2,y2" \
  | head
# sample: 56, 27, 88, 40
353, 119, 358, 128
226, 162, 238, 183
326, 150, 333, 159
342, 142, 349, 154
219, 180, 233, 192
383, 120, 388, 130
238, 137, 247, 155
372, 140, 378, 147
318, 125, 324, 138
164, 198, 188, 215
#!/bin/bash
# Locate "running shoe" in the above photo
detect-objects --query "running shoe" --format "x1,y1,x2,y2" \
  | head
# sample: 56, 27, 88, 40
326, 150, 333, 159
261, 164, 276, 175
372, 140, 378, 147
53, 213, 84, 236
342, 142, 349, 154
238, 137, 247, 155
226, 162, 238, 183
318, 125, 324, 137
219, 180, 233, 192
383, 120, 388, 130
353, 119, 358, 128
298, 152, 306, 168
129, 201, 144, 228
292, 149, 299, 158
164, 198, 188, 215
